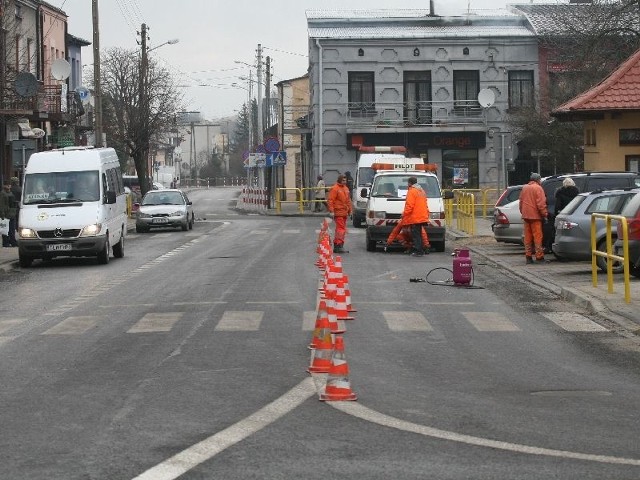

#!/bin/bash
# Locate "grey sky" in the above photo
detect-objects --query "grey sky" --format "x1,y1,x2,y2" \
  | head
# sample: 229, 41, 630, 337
50, 0, 523, 120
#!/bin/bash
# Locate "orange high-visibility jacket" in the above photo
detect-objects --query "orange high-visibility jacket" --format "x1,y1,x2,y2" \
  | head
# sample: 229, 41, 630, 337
519, 181, 548, 220
328, 183, 352, 217
402, 184, 429, 225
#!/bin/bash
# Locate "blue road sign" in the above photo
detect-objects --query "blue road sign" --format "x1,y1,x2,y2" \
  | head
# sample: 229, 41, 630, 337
266, 151, 287, 166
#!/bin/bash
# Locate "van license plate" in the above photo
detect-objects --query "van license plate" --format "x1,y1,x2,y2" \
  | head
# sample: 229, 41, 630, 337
152, 218, 169, 224
47, 244, 72, 252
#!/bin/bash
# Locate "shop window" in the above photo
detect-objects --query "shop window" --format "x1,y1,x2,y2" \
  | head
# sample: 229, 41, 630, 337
442, 150, 479, 189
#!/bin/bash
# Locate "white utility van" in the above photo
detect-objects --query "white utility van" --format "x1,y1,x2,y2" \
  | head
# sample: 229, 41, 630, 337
352, 146, 407, 228
17, 147, 127, 267
364, 161, 453, 252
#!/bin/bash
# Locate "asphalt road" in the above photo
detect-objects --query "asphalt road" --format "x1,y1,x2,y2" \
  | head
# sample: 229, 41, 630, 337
0, 187, 639, 479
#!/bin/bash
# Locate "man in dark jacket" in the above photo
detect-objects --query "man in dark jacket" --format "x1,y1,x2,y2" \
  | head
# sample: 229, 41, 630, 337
554, 177, 579, 215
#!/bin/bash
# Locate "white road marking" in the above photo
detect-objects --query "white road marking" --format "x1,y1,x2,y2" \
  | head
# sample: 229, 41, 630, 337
128, 313, 183, 333
330, 402, 640, 466
0, 318, 26, 335
42, 316, 97, 335
249, 229, 269, 234
215, 311, 263, 331
383, 311, 432, 331
131, 377, 316, 480
463, 312, 521, 332
542, 312, 609, 332
0, 336, 15, 346
282, 229, 300, 234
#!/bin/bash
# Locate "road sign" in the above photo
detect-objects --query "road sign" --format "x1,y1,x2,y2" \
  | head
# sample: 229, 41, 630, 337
266, 151, 287, 166
264, 137, 281, 153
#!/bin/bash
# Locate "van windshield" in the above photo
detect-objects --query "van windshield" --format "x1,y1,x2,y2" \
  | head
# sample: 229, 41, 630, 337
23, 171, 101, 204
371, 175, 441, 199
357, 167, 375, 187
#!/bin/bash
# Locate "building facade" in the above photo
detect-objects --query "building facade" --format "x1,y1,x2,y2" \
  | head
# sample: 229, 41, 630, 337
306, 8, 541, 191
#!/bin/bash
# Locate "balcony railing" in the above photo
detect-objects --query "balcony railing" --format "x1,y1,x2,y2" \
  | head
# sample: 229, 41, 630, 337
346, 100, 486, 128
1, 85, 80, 117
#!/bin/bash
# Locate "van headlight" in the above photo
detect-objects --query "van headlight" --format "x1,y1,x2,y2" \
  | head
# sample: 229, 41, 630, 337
169, 209, 184, 216
368, 211, 386, 219
80, 223, 103, 237
18, 228, 37, 239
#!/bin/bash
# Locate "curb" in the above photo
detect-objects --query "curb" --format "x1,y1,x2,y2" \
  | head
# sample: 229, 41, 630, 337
449, 231, 640, 333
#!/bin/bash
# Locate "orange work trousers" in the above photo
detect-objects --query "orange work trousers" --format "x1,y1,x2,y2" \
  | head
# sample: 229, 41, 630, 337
523, 219, 544, 260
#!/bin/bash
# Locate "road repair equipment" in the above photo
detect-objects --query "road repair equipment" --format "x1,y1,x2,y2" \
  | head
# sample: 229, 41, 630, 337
319, 335, 358, 401
452, 248, 473, 286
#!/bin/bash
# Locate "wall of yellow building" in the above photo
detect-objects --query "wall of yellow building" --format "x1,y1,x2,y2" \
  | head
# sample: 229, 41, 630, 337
584, 112, 640, 171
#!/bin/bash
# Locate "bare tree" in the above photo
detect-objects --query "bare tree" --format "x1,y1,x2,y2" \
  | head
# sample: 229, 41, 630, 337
98, 47, 183, 195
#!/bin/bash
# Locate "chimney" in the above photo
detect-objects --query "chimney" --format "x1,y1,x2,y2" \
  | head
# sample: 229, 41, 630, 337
430, 0, 435, 15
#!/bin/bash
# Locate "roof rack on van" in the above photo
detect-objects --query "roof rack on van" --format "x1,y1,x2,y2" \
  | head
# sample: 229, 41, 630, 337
371, 162, 438, 173
358, 146, 406, 153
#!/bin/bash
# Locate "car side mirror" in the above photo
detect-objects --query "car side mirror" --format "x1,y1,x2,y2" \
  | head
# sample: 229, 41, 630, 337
105, 190, 117, 204
443, 191, 454, 200
187, 201, 192, 205
360, 187, 369, 198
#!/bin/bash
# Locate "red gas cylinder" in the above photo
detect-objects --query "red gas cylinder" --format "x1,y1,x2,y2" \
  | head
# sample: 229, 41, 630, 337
452, 248, 472, 285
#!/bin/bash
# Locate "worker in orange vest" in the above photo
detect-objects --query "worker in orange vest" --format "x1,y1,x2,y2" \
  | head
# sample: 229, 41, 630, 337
327, 174, 353, 253
519, 172, 549, 264
402, 176, 431, 256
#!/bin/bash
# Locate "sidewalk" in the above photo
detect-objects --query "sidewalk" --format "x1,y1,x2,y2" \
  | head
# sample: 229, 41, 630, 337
448, 217, 640, 332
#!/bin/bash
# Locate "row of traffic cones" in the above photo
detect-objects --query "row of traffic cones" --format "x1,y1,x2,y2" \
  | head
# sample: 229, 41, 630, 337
307, 219, 357, 401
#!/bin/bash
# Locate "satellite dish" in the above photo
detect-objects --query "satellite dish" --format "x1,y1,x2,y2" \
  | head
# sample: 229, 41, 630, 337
478, 88, 496, 108
14, 72, 39, 97
31, 128, 46, 139
76, 86, 91, 104
51, 58, 71, 80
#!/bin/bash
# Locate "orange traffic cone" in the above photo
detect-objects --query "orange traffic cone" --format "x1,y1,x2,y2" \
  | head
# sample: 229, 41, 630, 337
307, 330, 334, 373
325, 291, 346, 334
308, 300, 333, 349
343, 274, 357, 313
320, 335, 357, 401
315, 234, 330, 268
334, 279, 355, 321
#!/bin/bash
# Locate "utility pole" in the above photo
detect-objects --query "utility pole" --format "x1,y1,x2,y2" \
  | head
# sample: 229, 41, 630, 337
256, 44, 263, 143
92, 0, 103, 146
139, 23, 149, 190
265, 56, 271, 129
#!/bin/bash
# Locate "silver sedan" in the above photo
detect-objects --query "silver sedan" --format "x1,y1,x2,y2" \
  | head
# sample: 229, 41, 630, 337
135, 189, 194, 233
492, 199, 523, 245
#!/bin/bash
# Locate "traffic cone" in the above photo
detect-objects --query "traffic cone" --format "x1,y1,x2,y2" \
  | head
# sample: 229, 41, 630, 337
343, 274, 357, 313
307, 328, 334, 374
334, 278, 355, 321
325, 291, 346, 334
319, 335, 357, 401
308, 300, 333, 349
315, 234, 330, 268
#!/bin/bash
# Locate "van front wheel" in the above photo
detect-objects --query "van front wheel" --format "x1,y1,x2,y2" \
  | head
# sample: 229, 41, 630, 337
366, 229, 377, 252
113, 231, 125, 258
19, 253, 33, 268
97, 236, 110, 265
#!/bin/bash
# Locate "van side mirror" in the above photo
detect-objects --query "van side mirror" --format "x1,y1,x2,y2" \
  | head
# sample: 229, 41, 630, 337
105, 190, 117, 204
443, 191, 454, 200
360, 187, 369, 198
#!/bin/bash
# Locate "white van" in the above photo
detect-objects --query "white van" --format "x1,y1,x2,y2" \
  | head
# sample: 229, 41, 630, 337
17, 147, 127, 267
352, 146, 407, 227
364, 161, 452, 252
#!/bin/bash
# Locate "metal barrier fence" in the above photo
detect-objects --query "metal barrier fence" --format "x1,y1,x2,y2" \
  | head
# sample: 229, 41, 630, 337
443, 188, 498, 218
454, 192, 476, 235
591, 213, 631, 303
275, 188, 304, 214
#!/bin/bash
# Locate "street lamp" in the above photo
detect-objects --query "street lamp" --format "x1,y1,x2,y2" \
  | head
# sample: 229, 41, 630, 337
139, 23, 179, 193
148, 38, 179, 53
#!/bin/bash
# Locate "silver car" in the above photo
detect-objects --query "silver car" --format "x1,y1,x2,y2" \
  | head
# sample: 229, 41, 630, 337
492, 199, 523, 245
553, 189, 638, 271
135, 189, 194, 233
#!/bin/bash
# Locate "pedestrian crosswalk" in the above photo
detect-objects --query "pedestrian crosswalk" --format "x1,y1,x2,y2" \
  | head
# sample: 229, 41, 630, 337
0, 308, 610, 342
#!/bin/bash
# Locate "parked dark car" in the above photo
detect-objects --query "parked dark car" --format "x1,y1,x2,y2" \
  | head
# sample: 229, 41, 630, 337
553, 189, 638, 271
615, 191, 640, 278
541, 172, 640, 252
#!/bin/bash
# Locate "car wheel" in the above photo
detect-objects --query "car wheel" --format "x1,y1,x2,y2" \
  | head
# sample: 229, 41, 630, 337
433, 240, 445, 252
136, 224, 147, 233
181, 220, 188, 231
97, 236, 110, 265
365, 229, 376, 252
596, 238, 623, 273
113, 230, 125, 258
189, 214, 194, 230
19, 253, 33, 268
353, 216, 362, 228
